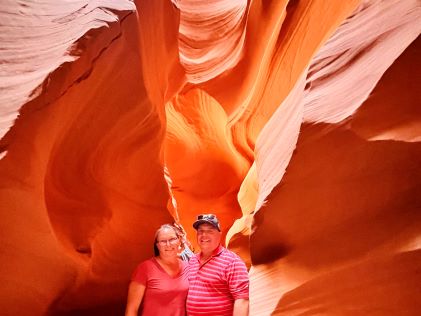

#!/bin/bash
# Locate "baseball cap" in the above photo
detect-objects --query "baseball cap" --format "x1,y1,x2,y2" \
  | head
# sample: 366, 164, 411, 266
193, 214, 221, 231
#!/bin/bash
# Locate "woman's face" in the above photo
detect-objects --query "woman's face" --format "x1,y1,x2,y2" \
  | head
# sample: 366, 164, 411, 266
156, 228, 180, 258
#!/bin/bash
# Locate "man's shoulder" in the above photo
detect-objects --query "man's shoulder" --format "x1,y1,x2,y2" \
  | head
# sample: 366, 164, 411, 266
219, 248, 248, 276
220, 247, 245, 262
188, 253, 200, 265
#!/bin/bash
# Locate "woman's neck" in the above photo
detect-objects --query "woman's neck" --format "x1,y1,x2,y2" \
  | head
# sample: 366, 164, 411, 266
156, 255, 181, 277
157, 255, 179, 265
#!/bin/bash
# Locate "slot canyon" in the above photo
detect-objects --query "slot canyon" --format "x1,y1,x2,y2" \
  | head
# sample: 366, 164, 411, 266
0, 0, 420, 315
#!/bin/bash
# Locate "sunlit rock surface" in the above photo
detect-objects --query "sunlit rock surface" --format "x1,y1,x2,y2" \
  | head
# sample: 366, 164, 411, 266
0, 0, 420, 315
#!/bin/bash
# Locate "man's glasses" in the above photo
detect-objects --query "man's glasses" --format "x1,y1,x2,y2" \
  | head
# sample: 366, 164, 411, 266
156, 237, 179, 246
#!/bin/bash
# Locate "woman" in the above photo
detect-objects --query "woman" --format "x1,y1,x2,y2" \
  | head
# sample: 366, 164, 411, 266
125, 224, 189, 316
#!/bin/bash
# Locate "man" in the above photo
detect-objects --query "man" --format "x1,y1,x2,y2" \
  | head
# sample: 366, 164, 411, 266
187, 214, 249, 316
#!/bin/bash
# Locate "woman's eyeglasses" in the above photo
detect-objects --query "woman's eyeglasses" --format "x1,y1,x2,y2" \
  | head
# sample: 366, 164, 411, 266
157, 237, 179, 246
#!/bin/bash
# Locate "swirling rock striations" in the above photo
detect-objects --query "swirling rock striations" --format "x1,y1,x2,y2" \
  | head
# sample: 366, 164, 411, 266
0, 0, 420, 315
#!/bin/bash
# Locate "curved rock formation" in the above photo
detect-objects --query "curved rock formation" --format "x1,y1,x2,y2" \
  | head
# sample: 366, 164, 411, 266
0, 0, 420, 315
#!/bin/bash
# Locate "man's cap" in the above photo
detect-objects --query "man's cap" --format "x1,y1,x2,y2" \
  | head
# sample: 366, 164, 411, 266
193, 214, 221, 231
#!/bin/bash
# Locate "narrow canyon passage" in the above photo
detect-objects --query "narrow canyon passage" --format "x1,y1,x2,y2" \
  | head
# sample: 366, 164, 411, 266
0, 1, 420, 315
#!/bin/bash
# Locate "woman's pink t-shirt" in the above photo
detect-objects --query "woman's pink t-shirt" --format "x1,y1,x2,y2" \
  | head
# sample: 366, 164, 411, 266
131, 257, 189, 316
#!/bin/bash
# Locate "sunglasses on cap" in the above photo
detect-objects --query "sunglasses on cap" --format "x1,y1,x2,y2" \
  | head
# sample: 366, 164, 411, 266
197, 214, 216, 220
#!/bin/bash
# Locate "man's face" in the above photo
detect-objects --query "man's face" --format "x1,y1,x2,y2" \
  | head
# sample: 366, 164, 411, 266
196, 223, 221, 254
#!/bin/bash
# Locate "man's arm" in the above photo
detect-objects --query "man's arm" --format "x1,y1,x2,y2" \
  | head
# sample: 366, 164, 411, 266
233, 298, 249, 316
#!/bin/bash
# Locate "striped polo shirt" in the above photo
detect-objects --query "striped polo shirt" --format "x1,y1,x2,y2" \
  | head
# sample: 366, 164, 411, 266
187, 245, 249, 315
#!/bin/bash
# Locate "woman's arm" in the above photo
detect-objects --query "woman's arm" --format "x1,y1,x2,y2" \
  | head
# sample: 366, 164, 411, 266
125, 281, 146, 316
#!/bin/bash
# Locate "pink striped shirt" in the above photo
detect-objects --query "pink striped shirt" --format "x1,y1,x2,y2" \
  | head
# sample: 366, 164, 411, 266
187, 246, 249, 315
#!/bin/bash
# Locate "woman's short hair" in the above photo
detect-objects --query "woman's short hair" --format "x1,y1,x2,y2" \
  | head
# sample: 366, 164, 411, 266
153, 224, 180, 256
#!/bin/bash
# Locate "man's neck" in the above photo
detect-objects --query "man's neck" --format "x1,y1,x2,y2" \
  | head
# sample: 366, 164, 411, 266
200, 245, 221, 262
200, 251, 212, 262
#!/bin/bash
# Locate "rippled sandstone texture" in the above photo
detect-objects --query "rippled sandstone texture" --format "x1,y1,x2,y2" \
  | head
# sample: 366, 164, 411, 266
0, 0, 420, 315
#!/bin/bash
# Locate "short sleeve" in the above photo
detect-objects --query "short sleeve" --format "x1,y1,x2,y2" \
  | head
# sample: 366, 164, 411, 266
131, 260, 149, 285
226, 257, 249, 300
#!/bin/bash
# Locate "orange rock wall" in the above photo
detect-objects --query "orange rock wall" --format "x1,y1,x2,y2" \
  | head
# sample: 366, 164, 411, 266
250, 39, 421, 314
